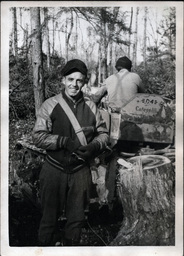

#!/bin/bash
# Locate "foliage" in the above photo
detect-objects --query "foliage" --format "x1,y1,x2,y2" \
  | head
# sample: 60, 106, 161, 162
76, 7, 129, 39
157, 7, 176, 58
9, 53, 35, 119
136, 58, 175, 99
9, 117, 35, 160
9, 51, 65, 119
43, 54, 66, 98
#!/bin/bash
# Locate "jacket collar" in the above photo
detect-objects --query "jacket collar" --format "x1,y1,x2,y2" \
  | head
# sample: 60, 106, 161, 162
61, 89, 84, 105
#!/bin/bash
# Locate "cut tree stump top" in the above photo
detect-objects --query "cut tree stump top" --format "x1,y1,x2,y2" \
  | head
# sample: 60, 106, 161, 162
128, 155, 171, 170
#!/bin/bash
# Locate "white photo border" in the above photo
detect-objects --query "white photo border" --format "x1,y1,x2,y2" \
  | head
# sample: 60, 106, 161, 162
1, 1, 183, 256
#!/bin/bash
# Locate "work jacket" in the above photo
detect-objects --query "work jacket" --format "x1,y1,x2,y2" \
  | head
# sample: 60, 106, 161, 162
32, 89, 109, 173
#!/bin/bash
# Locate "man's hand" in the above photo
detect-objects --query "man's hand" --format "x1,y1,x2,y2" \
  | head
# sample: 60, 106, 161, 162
75, 142, 100, 160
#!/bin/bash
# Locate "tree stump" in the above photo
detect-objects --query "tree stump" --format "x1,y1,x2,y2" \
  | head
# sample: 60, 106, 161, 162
111, 155, 175, 246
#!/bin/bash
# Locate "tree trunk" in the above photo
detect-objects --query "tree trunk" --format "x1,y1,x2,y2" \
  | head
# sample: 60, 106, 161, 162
143, 7, 148, 70
168, 10, 175, 61
102, 8, 108, 80
65, 11, 74, 61
44, 7, 50, 70
9, 27, 14, 56
52, 15, 55, 56
108, 7, 119, 76
13, 7, 18, 59
111, 155, 175, 246
108, 39, 113, 76
128, 7, 133, 58
75, 14, 78, 56
133, 7, 139, 68
103, 33, 108, 80
30, 7, 45, 116
58, 29, 62, 57
108, 9, 115, 76
24, 24, 29, 65
98, 42, 102, 85
65, 18, 68, 61
19, 7, 22, 27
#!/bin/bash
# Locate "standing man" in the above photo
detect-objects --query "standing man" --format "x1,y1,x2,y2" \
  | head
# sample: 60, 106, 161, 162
32, 59, 109, 246
92, 56, 144, 111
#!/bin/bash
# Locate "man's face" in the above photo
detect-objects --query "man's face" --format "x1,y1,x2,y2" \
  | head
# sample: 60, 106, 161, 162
63, 71, 85, 98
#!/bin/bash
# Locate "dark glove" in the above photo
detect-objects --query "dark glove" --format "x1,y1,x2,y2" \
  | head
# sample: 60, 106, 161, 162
75, 142, 100, 161
58, 136, 77, 152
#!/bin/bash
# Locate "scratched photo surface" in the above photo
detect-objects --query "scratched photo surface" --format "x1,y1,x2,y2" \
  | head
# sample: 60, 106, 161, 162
1, 1, 183, 256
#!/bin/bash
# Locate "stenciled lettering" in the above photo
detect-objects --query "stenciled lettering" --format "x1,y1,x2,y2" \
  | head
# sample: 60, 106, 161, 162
135, 106, 158, 114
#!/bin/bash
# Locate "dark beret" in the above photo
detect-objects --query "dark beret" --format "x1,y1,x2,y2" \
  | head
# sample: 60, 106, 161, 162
61, 59, 88, 77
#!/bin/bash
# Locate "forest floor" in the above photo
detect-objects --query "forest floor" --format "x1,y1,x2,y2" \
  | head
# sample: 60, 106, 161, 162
9, 117, 123, 246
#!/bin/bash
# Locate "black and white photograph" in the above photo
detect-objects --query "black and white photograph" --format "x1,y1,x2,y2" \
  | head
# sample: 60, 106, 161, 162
1, 1, 183, 256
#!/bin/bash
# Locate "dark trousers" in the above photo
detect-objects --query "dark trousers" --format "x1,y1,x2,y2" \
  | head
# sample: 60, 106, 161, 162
38, 161, 91, 245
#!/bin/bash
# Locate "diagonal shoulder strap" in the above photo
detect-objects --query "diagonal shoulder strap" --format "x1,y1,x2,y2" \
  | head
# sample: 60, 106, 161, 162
56, 94, 87, 146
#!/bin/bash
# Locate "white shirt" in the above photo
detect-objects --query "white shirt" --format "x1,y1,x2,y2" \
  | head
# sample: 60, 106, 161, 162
94, 69, 142, 110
